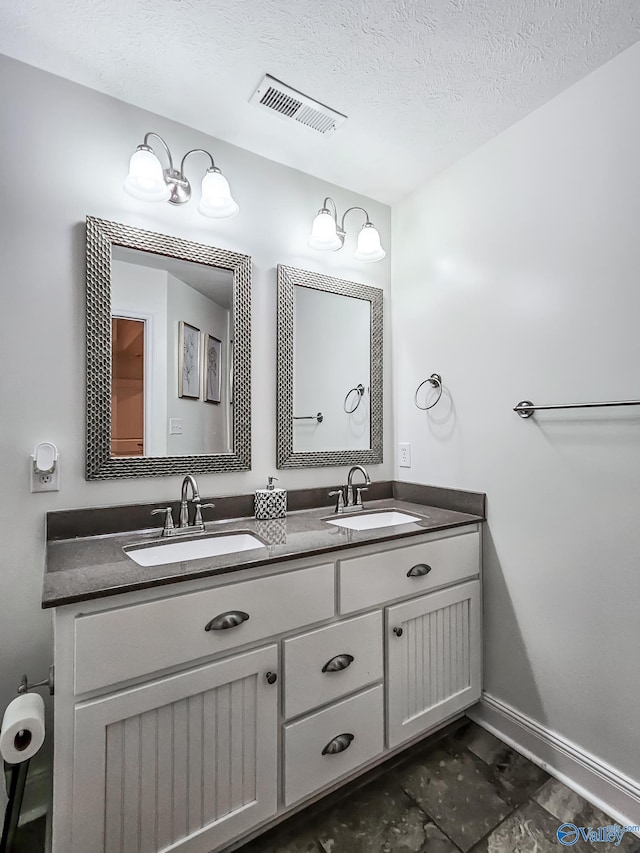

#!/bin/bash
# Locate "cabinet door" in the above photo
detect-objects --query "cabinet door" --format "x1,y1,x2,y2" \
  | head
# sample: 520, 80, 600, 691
71, 645, 278, 853
386, 581, 481, 749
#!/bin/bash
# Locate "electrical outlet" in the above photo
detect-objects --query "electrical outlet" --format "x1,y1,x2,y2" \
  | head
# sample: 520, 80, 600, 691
398, 443, 412, 468
31, 467, 60, 492
169, 418, 184, 435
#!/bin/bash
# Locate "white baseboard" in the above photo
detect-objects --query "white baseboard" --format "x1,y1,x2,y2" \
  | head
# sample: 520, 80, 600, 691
467, 693, 640, 830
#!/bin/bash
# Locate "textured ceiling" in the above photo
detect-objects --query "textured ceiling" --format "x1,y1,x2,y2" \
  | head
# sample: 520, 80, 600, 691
0, 0, 638, 203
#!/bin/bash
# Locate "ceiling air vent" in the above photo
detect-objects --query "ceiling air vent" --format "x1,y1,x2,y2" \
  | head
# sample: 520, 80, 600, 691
249, 75, 347, 136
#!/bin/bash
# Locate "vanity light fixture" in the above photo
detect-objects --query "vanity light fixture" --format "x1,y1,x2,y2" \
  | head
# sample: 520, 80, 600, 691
308, 197, 386, 262
124, 131, 239, 219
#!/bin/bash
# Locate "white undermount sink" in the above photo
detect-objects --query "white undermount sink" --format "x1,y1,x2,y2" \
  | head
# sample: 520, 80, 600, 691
325, 510, 425, 531
125, 532, 266, 567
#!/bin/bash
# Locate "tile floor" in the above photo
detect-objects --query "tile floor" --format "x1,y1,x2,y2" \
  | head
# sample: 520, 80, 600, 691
9, 720, 640, 852
237, 720, 640, 853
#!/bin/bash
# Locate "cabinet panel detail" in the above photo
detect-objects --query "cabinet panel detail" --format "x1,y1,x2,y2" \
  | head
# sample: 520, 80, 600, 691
104, 676, 256, 852
386, 581, 481, 749
72, 645, 278, 853
404, 598, 469, 717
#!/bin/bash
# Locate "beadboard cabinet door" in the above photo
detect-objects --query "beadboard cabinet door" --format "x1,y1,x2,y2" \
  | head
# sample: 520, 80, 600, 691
386, 581, 481, 749
71, 645, 279, 853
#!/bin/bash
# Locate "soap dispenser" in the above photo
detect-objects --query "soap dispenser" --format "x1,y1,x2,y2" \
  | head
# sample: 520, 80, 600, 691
255, 476, 287, 520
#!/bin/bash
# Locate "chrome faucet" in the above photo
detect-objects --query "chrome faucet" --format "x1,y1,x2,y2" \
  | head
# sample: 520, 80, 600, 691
346, 465, 371, 509
180, 474, 200, 527
328, 466, 371, 514
151, 475, 215, 537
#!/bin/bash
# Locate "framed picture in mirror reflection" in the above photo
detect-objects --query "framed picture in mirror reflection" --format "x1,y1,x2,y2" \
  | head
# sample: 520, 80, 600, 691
178, 321, 201, 399
204, 333, 222, 404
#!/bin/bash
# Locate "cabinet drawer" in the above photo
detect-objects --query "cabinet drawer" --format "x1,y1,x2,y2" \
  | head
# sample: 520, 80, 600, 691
283, 685, 384, 806
74, 563, 335, 694
338, 530, 479, 614
283, 612, 383, 719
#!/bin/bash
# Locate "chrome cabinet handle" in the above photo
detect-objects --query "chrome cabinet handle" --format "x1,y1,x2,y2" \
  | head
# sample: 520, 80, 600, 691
393, 626, 404, 637
265, 671, 277, 685
204, 611, 250, 631
322, 653, 354, 673
407, 563, 432, 577
321, 733, 354, 756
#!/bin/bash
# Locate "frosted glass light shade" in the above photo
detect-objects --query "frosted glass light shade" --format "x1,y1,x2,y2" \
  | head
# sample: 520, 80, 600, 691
308, 210, 342, 251
354, 223, 386, 262
198, 169, 239, 218
123, 147, 170, 201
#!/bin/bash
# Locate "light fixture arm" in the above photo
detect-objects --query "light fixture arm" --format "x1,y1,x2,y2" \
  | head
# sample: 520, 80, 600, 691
180, 148, 217, 176
339, 206, 371, 234
322, 196, 338, 221
142, 131, 175, 173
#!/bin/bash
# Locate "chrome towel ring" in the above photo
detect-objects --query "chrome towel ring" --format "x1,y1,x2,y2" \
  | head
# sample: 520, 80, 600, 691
344, 384, 365, 414
414, 373, 443, 411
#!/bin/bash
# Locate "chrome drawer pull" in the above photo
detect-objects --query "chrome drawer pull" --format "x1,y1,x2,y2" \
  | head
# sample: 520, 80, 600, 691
407, 563, 432, 577
204, 611, 250, 631
322, 653, 354, 673
321, 733, 354, 756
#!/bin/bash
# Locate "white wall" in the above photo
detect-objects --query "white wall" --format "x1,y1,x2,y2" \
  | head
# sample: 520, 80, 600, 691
166, 274, 230, 455
0, 54, 391, 770
111, 260, 168, 456
294, 287, 371, 452
392, 40, 640, 793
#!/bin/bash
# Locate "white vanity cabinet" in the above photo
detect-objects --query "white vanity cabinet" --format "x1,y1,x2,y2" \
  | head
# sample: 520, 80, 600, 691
52, 524, 482, 853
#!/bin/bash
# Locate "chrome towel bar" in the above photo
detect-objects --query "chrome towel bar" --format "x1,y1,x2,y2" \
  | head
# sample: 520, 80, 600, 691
514, 399, 640, 418
293, 412, 324, 423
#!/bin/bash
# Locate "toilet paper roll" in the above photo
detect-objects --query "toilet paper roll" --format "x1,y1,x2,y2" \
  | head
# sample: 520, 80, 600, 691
0, 693, 45, 764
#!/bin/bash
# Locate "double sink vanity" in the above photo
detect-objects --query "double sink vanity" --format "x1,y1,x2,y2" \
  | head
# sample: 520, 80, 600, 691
46, 480, 484, 853
42, 217, 484, 852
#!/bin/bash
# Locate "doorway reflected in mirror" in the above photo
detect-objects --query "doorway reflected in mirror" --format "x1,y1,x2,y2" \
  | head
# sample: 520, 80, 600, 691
111, 317, 145, 457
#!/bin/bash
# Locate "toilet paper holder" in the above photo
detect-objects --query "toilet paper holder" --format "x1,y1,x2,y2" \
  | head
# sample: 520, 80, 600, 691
17, 666, 54, 697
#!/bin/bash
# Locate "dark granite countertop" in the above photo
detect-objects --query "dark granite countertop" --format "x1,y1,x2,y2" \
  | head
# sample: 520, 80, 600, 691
44, 490, 484, 609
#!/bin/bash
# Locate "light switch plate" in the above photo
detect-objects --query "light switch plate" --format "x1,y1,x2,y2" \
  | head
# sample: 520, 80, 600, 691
169, 418, 183, 435
398, 443, 411, 468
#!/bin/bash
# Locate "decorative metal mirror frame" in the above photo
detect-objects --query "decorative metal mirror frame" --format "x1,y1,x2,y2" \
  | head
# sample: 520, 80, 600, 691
276, 264, 383, 469
86, 216, 252, 479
